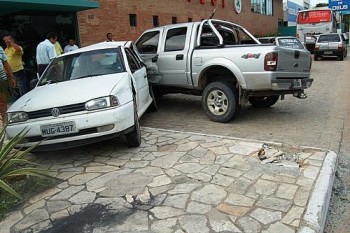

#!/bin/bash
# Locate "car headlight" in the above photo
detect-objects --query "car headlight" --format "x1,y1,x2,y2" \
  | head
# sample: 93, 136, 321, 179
7, 112, 28, 124
85, 96, 119, 111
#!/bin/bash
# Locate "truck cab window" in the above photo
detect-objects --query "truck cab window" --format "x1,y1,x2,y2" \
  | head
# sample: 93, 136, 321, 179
165, 27, 187, 52
136, 31, 160, 54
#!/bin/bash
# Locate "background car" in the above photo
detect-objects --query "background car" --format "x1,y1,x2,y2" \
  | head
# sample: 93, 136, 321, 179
6, 42, 155, 151
258, 36, 306, 50
314, 33, 348, 61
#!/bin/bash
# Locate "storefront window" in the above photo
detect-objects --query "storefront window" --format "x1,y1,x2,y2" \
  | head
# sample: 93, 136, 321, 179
251, 0, 273, 16
0, 13, 77, 79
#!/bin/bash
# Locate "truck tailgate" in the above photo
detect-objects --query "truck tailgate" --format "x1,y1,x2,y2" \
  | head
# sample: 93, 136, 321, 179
277, 48, 311, 73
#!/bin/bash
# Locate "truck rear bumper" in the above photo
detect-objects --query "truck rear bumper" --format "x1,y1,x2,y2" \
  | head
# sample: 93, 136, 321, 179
271, 78, 313, 90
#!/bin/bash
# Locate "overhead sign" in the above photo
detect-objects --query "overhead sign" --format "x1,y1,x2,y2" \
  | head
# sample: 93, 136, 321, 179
329, 0, 350, 11
287, 1, 304, 22
235, 0, 242, 14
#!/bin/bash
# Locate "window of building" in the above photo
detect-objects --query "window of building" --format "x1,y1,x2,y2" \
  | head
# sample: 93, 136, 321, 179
251, 0, 273, 16
172, 16, 177, 24
165, 27, 187, 51
129, 14, 137, 27
153, 15, 159, 27
188, 18, 192, 22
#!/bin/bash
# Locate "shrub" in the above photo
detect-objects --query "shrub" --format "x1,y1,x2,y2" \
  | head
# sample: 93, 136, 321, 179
0, 127, 47, 199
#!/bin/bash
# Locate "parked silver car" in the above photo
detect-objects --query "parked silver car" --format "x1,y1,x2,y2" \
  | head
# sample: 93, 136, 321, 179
258, 36, 306, 50
314, 33, 348, 61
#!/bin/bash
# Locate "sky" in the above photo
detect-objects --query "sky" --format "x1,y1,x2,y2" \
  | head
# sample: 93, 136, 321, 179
310, 0, 328, 7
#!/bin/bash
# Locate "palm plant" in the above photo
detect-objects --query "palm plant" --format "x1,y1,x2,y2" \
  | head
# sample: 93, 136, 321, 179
0, 127, 47, 199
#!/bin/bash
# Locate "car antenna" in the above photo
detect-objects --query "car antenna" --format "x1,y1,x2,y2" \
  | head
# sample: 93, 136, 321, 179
210, 6, 217, 19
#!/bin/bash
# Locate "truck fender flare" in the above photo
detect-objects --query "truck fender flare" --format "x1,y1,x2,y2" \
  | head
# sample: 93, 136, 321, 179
198, 57, 247, 89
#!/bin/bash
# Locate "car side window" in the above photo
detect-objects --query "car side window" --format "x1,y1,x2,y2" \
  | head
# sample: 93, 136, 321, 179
125, 48, 141, 73
165, 27, 187, 52
136, 31, 160, 54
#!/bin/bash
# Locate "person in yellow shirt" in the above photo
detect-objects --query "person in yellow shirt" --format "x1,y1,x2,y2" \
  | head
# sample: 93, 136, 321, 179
3, 35, 27, 98
54, 41, 63, 56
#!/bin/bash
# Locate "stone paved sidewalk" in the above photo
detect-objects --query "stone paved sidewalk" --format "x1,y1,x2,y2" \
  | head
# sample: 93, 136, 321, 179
0, 128, 337, 233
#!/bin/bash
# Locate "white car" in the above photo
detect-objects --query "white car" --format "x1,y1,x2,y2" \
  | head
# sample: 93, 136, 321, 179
6, 42, 155, 150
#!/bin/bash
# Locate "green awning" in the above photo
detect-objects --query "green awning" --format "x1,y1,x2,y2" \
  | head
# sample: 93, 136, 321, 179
0, 0, 99, 15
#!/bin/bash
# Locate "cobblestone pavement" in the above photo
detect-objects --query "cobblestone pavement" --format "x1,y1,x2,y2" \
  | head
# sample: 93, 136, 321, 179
0, 128, 336, 233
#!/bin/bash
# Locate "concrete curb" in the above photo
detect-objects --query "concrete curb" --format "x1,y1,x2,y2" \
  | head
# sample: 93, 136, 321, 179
299, 151, 338, 233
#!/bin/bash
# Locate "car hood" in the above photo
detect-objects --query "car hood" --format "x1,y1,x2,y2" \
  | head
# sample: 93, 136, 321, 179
9, 73, 128, 112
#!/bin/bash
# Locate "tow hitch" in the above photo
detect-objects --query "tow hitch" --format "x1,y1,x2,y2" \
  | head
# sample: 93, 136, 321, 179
293, 91, 307, 99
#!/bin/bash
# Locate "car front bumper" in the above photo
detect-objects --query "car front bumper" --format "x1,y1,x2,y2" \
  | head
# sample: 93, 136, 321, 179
5, 101, 134, 150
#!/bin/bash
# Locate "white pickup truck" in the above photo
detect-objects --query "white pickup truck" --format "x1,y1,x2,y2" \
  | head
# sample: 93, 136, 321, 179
135, 19, 313, 123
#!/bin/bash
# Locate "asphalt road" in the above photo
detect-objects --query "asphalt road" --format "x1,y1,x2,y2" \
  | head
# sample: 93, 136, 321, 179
140, 55, 350, 233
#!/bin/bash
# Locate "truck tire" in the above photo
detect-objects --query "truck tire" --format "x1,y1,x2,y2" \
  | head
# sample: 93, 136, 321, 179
248, 96, 279, 108
339, 52, 344, 61
202, 81, 239, 123
126, 100, 141, 147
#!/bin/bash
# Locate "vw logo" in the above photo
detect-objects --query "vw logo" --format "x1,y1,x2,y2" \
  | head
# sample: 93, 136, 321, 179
51, 108, 60, 117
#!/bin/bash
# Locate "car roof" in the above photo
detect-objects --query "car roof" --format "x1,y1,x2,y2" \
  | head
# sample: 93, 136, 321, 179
60, 41, 132, 57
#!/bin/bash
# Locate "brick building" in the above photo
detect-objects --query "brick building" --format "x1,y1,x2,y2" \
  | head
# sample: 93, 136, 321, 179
0, 0, 283, 74
78, 0, 283, 46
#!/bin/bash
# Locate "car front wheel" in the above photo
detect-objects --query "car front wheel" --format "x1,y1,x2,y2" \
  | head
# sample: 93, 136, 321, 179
126, 100, 141, 147
202, 81, 239, 123
248, 96, 279, 108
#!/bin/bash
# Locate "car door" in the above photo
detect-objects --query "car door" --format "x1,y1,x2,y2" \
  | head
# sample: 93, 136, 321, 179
124, 48, 150, 113
157, 25, 192, 86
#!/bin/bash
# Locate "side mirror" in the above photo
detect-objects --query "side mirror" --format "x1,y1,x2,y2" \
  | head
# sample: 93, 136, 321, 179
29, 79, 38, 90
152, 54, 159, 63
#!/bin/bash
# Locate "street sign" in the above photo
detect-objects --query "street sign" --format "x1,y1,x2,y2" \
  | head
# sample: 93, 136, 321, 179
329, 0, 350, 11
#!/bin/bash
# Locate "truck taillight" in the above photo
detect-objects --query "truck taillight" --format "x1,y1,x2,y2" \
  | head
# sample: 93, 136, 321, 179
314, 45, 320, 51
264, 52, 278, 71
338, 44, 344, 51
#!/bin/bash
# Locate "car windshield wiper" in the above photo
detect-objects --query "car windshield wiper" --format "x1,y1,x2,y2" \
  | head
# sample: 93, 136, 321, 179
74, 73, 108, 80
39, 80, 57, 86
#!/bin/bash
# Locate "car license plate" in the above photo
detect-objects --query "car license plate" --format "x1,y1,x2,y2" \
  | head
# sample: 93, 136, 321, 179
41, 122, 77, 137
324, 51, 333, 55
294, 79, 302, 88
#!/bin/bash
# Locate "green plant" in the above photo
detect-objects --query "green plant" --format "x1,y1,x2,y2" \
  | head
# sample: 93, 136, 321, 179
0, 127, 47, 199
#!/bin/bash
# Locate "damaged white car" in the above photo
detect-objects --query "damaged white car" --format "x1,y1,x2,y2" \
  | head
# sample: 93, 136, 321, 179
6, 42, 155, 151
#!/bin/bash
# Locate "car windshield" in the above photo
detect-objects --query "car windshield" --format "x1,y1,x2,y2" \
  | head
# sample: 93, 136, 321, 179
39, 48, 126, 86
277, 38, 304, 49
318, 34, 340, 43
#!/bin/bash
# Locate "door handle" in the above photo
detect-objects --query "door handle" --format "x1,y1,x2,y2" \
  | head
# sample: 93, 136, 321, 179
176, 54, 184, 60
144, 75, 147, 79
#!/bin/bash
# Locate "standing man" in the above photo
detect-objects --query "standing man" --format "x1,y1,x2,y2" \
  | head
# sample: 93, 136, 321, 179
0, 47, 16, 126
64, 38, 79, 53
36, 32, 57, 77
3, 34, 27, 97
106, 33, 115, 42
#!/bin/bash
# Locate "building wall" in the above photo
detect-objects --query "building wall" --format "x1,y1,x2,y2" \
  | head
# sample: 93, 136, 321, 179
77, 0, 283, 46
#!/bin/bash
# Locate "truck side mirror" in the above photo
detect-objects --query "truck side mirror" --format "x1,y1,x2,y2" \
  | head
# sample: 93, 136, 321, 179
152, 54, 159, 62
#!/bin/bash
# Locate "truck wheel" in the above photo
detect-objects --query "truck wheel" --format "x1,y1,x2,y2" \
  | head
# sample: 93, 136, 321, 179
202, 81, 239, 123
314, 55, 318, 61
147, 84, 158, 112
248, 96, 279, 108
339, 52, 344, 61
126, 100, 141, 147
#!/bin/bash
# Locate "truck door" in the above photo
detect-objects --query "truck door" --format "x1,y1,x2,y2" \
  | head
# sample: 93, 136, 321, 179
136, 30, 163, 84
157, 25, 192, 86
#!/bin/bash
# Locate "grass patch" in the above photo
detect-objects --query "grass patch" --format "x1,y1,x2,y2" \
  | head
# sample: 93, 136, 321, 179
0, 176, 61, 220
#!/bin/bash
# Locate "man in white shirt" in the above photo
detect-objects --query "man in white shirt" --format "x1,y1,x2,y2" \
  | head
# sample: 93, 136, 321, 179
64, 38, 79, 53
36, 32, 57, 77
